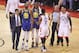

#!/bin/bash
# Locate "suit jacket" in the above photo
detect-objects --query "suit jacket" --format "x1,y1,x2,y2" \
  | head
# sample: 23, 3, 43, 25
10, 14, 22, 32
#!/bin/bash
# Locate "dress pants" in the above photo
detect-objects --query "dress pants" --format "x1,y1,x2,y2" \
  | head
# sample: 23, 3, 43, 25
12, 26, 21, 50
50, 22, 58, 45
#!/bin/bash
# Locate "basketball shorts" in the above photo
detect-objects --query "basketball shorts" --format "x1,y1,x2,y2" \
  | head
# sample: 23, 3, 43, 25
58, 24, 70, 37
38, 26, 49, 38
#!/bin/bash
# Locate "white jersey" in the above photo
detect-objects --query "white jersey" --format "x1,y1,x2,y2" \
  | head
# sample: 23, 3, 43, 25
39, 14, 49, 38
58, 12, 70, 37
60, 12, 70, 25
6, 0, 19, 14
40, 14, 49, 27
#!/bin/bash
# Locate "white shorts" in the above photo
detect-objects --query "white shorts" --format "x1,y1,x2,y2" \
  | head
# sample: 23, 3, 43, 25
38, 26, 49, 38
58, 24, 70, 37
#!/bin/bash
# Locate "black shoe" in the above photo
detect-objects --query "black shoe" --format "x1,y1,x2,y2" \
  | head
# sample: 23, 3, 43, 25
32, 45, 34, 48
61, 43, 63, 46
12, 45, 14, 49
67, 43, 69, 47
15, 48, 18, 51
57, 43, 59, 46
50, 43, 53, 46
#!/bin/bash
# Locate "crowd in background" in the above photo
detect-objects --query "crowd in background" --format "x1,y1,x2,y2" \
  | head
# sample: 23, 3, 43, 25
5, 0, 79, 11
19, 0, 79, 11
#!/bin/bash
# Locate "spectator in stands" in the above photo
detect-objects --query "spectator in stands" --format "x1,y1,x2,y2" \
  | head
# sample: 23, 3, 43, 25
73, 0, 79, 11
53, 0, 59, 6
62, 0, 73, 10
20, 0, 31, 3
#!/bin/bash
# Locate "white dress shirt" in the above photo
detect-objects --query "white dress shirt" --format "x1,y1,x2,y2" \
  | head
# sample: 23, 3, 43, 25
15, 14, 21, 27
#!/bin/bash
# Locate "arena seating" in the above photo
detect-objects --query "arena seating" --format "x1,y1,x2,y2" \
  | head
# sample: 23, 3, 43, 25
0, 0, 79, 18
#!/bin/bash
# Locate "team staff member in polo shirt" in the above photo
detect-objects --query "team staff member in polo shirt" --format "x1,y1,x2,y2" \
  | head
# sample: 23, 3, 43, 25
50, 5, 60, 46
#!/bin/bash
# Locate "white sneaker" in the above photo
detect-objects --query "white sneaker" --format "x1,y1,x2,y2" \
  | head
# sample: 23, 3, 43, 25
41, 46, 44, 52
43, 49, 47, 53
25, 43, 29, 51
25, 46, 29, 51
41, 46, 47, 52
21, 43, 24, 49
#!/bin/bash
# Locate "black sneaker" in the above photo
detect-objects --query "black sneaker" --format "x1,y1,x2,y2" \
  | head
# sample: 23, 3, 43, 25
50, 43, 53, 46
15, 48, 18, 51
61, 43, 63, 46
12, 45, 14, 49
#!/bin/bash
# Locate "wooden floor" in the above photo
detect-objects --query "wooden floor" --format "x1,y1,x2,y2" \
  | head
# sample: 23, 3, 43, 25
0, 10, 79, 53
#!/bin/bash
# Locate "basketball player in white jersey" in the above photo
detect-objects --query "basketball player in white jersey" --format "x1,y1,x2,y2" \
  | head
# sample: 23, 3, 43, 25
39, 9, 50, 52
58, 5, 72, 46
6, 0, 20, 50
6, 0, 19, 17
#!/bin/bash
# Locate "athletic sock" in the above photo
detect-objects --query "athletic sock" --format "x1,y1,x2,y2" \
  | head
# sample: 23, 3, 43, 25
21, 38, 25, 49
26, 40, 28, 47
57, 37, 60, 46
61, 37, 63, 46
65, 37, 69, 46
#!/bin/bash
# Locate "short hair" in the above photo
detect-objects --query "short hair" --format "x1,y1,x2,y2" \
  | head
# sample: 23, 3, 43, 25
60, 5, 67, 9
15, 9, 19, 12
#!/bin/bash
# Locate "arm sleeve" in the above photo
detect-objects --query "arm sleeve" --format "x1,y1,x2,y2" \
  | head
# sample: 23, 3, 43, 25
68, 17, 72, 28
67, 12, 72, 27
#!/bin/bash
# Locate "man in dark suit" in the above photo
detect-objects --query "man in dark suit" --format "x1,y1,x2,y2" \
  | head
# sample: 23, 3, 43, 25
10, 9, 22, 50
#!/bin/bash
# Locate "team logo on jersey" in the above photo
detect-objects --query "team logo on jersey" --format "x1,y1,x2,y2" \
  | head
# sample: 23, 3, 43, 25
23, 13, 29, 19
33, 12, 39, 18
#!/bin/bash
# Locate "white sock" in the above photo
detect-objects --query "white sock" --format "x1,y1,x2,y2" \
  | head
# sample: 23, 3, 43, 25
32, 29, 34, 42
36, 29, 39, 43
